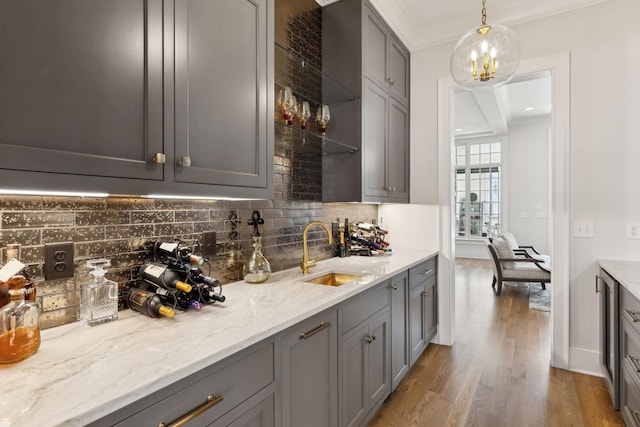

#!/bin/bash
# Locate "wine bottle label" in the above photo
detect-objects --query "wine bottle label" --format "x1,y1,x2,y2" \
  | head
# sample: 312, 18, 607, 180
159, 242, 179, 253
128, 291, 150, 307
143, 264, 165, 279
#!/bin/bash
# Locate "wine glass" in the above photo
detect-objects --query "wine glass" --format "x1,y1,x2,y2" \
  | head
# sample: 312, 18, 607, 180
300, 101, 311, 130
288, 95, 298, 126
278, 86, 293, 124
316, 104, 330, 136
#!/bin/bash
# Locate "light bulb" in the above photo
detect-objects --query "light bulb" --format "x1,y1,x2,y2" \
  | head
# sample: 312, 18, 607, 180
481, 40, 488, 53
490, 47, 497, 58
471, 50, 478, 61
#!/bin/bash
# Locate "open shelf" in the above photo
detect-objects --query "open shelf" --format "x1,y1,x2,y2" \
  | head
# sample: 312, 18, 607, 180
275, 121, 359, 156
275, 43, 360, 107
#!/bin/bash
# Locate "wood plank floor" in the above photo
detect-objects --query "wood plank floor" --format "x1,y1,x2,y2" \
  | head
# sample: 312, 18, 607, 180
368, 258, 624, 427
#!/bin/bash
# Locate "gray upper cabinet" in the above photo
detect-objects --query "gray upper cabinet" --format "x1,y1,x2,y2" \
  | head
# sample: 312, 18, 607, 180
174, 0, 270, 190
0, 0, 164, 183
364, 7, 409, 106
322, 0, 409, 203
0, 0, 273, 199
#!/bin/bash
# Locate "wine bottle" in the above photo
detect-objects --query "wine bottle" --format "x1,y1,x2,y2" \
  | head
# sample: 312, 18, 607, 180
127, 288, 175, 318
154, 242, 204, 266
152, 287, 190, 311
138, 262, 193, 293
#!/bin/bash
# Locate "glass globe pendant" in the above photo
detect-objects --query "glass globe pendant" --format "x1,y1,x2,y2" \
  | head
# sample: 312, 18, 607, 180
450, 0, 520, 89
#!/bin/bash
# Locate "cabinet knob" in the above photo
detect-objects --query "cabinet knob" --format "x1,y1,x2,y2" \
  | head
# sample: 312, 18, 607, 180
386, 77, 396, 86
371, 332, 376, 341
365, 335, 373, 344
152, 153, 166, 164
178, 156, 192, 167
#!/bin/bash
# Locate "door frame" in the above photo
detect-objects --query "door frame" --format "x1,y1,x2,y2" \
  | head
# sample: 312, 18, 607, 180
436, 52, 571, 369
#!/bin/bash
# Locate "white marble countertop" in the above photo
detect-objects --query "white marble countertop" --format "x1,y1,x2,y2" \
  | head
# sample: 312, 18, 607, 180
0, 248, 437, 427
599, 260, 640, 300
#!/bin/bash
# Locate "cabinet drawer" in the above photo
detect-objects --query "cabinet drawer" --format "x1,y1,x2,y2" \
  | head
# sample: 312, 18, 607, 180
622, 365, 640, 427
621, 287, 640, 337
341, 282, 389, 335
409, 257, 436, 288
116, 342, 274, 427
623, 320, 640, 385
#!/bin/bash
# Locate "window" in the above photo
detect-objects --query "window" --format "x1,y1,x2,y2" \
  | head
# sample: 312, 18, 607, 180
455, 141, 501, 239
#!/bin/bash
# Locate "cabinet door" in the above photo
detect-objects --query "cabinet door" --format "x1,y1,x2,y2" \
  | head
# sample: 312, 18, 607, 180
424, 276, 438, 343
367, 311, 390, 410
341, 324, 368, 427
388, 37, 409, 105
387, 99, 409, 202
174, 0, 269, 189
409, 280, 427, 366
390, 272, 409, 391
363, 4, 388, 90
363, 79, 389, 199
281, 310, 338, 427
213, 393, 275, 427
0, 0, 164, 181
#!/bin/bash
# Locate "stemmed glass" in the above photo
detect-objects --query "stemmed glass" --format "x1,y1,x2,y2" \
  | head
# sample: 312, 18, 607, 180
300, 101, 311, 130
316, 104, 330, 136
278, 86, 294, 124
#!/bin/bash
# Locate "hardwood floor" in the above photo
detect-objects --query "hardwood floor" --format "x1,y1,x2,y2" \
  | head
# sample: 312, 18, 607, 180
368, 258, 624, 426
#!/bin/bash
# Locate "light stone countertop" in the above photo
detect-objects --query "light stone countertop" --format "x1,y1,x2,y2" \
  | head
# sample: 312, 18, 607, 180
599, 260, 640, 300
0, 248, 437, 427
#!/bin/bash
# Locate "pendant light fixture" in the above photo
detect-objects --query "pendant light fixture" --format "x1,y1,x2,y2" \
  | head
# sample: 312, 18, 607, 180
450, 0, 520, 89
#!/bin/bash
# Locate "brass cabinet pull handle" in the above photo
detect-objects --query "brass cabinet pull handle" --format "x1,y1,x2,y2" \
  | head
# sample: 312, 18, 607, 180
152, 152, 166, 164
299, 321, 331, 339
421, 269, 433, 276
595, 276, 600, 294
159, 394, 223, 427
626, 309, 640, 323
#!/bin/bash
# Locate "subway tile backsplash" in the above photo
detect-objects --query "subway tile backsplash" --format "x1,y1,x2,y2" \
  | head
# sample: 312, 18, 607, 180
0, 197, 377, 328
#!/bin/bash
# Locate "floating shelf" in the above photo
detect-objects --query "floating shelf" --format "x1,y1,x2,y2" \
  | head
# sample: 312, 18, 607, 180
275, 121, 359, 156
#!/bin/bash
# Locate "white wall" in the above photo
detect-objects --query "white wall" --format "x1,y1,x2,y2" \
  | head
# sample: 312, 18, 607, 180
408, 0, 640, 374
506, 121, 550, 254
379, 204, 439, 250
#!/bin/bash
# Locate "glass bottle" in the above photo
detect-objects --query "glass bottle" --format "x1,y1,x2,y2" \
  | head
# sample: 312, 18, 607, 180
243, 236, 271, 283
127, 288, 175, 318
224, 241, 244, 281
0, 288, 41, 364
80, 259, 119, 326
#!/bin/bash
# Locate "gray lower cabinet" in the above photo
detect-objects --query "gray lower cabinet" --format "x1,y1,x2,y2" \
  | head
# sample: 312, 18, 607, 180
620, 286, 640, 426
390, 271, 409, 391
339, 281, 391, 427
0, 0, 273, 199
90, 340, 276, 427
281, 309, 338, 427
409, 258, 438, 366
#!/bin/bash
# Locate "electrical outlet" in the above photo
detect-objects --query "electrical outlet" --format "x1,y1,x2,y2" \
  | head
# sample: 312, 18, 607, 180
44, 242, 75, 280
201, 231, 217, 256
627, 223, 640, 240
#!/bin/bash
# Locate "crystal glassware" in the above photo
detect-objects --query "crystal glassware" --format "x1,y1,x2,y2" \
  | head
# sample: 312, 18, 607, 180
316, 104, 330, 136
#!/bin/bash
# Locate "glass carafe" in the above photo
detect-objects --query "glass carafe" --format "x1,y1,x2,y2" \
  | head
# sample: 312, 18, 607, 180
243, 237, 271, 283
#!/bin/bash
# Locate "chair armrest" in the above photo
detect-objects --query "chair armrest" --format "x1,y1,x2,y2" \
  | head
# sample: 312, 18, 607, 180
496, 257, 551, 272
518, 245, 542, 255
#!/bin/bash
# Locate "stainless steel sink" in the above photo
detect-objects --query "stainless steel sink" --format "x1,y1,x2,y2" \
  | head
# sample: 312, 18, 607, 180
305, 272, 363, 287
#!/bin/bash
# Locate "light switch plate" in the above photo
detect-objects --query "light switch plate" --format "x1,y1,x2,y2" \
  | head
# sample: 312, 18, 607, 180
574, 221, 594, 238
626, 223, 640, 239
202, 231, 217, 256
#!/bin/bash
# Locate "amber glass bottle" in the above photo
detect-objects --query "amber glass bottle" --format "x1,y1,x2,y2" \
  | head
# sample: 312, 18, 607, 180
0, 288, 41, 364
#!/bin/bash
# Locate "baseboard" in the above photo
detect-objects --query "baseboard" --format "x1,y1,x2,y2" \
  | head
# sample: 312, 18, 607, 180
569, 347, 601, 377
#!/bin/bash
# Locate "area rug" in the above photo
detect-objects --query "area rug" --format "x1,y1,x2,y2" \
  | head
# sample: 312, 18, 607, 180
529, 284, 551, 312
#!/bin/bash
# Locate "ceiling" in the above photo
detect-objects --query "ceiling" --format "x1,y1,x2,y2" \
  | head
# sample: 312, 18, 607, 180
315, 0, 602, 137
317, 0, 610, 50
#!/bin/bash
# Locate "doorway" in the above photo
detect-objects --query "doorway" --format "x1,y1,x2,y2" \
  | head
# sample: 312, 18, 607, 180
436, 53, 570, 369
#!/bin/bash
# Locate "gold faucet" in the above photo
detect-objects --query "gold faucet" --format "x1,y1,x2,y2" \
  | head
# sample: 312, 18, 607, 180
300, 221, 334, 274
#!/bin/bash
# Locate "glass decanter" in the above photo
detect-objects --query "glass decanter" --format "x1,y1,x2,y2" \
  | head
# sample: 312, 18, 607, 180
224, 241, 245, 281
243, 236, 271, 283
